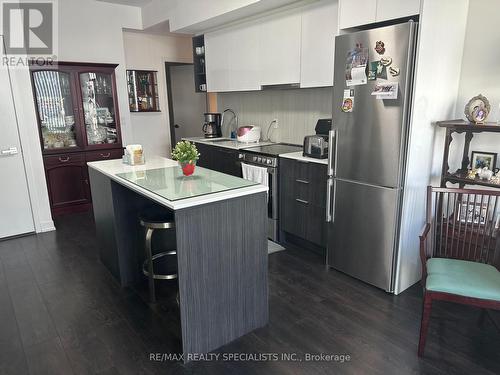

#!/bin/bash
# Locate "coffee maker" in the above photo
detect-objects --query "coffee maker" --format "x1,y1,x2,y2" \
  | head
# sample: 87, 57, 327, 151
202, 113, 222, 138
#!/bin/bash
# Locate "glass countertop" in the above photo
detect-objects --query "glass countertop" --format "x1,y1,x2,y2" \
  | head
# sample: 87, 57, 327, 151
116, 166, 258, 201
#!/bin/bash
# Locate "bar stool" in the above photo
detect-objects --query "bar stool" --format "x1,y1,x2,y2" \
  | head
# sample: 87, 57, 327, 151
139, 213, 177, 303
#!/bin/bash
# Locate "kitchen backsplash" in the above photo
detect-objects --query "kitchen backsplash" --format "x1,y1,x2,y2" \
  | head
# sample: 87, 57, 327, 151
217, 87, 333, 145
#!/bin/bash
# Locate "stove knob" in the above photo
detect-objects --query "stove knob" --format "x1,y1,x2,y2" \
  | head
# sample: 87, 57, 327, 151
252, 156, 257, 162
267, 159, 272, 165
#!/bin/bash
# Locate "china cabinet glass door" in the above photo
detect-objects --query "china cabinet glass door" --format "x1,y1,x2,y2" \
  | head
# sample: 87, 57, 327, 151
32, 70, 80, 151
79, 71, 118, 146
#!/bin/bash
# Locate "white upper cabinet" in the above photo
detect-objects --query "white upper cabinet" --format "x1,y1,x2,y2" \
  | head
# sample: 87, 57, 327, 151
339, 0, 420, 29
205, 30, 231, 92
205, 2, 341, 91
259, 10, 301, 86
205, 22, 260, 92
339, 0, 377, 29
228, 22, 260, 91
376, 0, 420, 22
300, 0, 338, 88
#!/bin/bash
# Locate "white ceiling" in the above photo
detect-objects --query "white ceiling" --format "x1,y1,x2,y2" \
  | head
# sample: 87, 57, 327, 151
96, 0, 152, 7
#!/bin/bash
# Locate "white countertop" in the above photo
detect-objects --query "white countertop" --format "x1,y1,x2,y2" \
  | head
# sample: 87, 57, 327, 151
183, 137, 274, 150
88, 156, 268, 210
279, 151, 328, 165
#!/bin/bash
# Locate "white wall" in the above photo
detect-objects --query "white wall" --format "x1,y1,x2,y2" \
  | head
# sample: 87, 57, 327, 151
123, 31, 193, 156
9, 0, 142, 232
395, 0, 469, 294
218, 87, 332, 144
448, 0, 500, 172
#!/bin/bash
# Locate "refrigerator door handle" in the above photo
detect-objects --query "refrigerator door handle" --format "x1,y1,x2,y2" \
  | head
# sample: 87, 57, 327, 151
327, 130, 335, 176
332, 179, 336, 223
326, 178, 333, 222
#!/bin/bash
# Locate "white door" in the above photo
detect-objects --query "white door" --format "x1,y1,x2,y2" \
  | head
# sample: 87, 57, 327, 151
0, 37, 35, 238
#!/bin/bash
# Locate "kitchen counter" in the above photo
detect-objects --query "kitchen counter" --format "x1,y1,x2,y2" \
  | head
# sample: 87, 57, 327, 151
87, 156, 267, 210
183, 136, 274, 150
87, 156, 268, 362
280, 151, 328, 165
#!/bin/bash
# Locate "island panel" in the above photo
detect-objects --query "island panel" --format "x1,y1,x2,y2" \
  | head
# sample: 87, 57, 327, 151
174, 191, 268, 356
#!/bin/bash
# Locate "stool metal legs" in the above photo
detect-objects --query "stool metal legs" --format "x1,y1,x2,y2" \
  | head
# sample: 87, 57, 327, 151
144, 227, 156, 303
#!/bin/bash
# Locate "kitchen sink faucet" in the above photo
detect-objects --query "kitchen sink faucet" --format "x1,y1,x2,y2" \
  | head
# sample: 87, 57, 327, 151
221, 108, 238, 138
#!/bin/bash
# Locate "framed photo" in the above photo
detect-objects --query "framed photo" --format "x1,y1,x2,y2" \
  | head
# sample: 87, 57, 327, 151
457, 199, 488, 225
471, 151, 497, 170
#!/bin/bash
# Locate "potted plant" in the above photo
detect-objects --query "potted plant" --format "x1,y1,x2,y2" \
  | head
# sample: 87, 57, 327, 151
171, 141, 200, 176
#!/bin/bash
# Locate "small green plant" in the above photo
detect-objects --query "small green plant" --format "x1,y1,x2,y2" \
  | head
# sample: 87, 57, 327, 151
171, 141, 200, 164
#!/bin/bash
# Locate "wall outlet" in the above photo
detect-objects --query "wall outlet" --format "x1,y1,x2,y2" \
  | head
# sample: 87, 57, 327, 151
273, 119, 279, 129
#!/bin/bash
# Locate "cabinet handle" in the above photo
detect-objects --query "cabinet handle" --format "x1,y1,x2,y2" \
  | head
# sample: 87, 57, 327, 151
58, 156, 70, 162
295, 179, 309, 184
296, 198, 309, 205
100, 152, 111, 158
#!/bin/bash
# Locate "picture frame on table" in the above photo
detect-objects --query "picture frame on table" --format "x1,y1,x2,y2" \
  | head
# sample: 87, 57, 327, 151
471, 151, 497, 170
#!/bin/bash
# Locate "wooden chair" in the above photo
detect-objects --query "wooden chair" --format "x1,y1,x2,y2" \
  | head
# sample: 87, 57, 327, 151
418, 186, 500, 357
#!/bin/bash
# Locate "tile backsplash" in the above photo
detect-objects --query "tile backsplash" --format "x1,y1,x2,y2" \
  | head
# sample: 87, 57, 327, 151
217, 87, 333, 145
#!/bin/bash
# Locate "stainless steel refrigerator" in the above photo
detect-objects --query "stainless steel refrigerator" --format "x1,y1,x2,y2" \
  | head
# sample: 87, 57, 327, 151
326, 21, 418, 293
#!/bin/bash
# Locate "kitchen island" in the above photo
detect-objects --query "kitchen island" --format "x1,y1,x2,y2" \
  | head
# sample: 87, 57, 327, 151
87, 156, 268, 360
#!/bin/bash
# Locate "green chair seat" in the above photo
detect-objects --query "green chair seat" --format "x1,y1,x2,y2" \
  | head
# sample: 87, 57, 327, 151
426, 258, 500, 301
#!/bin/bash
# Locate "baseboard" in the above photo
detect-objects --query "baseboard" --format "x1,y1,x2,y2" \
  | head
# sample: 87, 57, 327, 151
37, 220, 56, 233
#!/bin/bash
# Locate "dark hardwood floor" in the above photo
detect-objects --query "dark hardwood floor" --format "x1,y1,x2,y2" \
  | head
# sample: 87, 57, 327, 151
0, 212, 499, 375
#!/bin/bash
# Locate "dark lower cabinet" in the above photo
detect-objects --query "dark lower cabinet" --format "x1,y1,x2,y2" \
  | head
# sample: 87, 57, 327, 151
43, 149, 123, 216
194, 142, 242, 177
44, 153, 91, 215
195, 143, 214, 169
279, 157, 327, 248
214, 147, 243, 177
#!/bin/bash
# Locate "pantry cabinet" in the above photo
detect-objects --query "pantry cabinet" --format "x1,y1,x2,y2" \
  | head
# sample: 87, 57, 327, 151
339, 0, 420, 29
339, 0, 377, 29
376, 0, 421, 22
300, 0, 338, 88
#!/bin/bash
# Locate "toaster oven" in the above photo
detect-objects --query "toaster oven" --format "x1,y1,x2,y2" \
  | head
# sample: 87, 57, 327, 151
303, 135, 329, 159
303, 119, 332, 159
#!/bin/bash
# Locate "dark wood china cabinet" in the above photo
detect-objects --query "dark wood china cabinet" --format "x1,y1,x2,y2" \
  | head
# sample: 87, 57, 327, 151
30, 62, 124, 216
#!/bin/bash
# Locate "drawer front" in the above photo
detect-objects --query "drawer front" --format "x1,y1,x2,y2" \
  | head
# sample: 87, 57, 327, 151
280, 157, 310, 180
281, 177, 309, 201
85, 149, 123, 162
307, 163, 327, 206
306, 204, 327, 247
281, 195, 307, 238
280, 158, 327, 206
280, 157, 327, 246
44, 153, 85, 167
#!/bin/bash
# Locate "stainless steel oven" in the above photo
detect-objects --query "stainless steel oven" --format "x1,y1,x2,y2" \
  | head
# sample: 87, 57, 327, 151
239, 143, 302, 242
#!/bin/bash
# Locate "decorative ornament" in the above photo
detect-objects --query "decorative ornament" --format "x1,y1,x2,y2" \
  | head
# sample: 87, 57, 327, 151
341, 98, 353, 113
464, 94, 491, 124
380, 57, 392, 66
389, 66, 400, 77
466, 169, 477, 180
491, 172, 500, 185
374, 41, 385, 55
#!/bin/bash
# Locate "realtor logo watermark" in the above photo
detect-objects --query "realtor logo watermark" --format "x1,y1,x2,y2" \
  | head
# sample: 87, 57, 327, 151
1, 0, 58, 67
